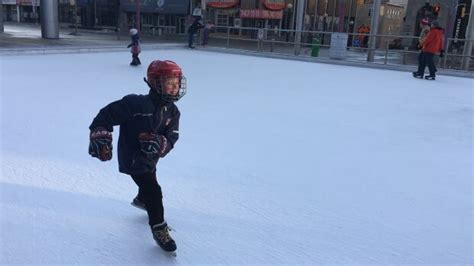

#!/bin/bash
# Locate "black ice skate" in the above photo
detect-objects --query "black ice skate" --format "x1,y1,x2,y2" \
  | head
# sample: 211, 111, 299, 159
130, 197, 146, 211
424, 75, 436, 80
151, 222, 177, 255
412, 72, 423, 79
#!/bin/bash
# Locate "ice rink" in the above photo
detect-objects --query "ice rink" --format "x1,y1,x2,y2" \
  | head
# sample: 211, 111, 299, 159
1, 49, 472, 264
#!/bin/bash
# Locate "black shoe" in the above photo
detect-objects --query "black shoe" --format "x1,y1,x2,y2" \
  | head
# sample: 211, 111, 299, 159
131, 197, 146, 211
425, 75, 436, 80
188, 45, 195, 49
151, 222, 177, 252
412, 72, 423, 78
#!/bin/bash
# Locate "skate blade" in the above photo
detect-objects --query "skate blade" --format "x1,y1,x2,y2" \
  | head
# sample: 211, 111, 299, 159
130, 202, 146, 211
161, 250, 177, 257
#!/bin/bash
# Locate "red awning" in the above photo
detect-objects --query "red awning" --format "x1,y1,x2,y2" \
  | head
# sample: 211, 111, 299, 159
240, 9, 283, 19
262, 0, 286, 11
207, 0, 239, 8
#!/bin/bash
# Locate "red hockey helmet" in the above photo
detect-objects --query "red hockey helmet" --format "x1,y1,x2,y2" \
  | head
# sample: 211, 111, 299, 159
146, 60, 187, 102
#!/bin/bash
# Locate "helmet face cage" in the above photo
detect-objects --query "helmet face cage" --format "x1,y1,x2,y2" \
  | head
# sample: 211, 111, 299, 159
147, 60, 186, 102
154, 75, 187, 102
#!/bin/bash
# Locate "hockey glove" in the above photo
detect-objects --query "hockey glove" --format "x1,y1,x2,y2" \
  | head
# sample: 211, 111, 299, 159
127, 44, 132, 48
89, 128, 113, 161
439, 49, 445, 58
138, 133, 168, 160
416, 42, 422, 50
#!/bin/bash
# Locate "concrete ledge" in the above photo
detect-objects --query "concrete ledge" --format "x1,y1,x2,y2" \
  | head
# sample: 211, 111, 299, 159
0, 43, 184, 56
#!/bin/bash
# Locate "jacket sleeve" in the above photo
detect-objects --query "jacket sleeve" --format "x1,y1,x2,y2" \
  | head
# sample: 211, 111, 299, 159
131, 34, 140, 45
89, 95, 136, 132
440, 32, 445, 51
160, 110, 180, 157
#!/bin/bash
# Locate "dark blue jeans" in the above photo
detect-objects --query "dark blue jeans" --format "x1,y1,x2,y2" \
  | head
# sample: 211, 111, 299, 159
417, 52, 437, 76
188, 33, 195, 47
202, 29, 210, 45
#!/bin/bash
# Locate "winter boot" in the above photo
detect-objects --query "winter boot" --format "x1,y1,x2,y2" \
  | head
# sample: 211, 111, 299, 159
424, 75, 436, 80
412, 72, 423, 78
130, 56, 139, 66
151, 222, 177, 252
130, 196, 146, 211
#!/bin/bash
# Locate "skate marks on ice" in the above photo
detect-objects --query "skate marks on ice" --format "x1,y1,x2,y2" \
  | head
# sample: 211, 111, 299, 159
0, 182, 180, 265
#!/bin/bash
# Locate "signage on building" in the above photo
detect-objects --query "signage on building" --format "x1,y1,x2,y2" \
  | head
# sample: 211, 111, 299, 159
17, 0, 39, 5
262, 0, 286, 11
240, 9, 283, 19
453, 1, 470, 42
207, 0, 239, 8
120, 0, 190, 14
234, 18, 241, 27
2, 0, 17, 4
329, 33, 348, 59
380, 4, 403, 19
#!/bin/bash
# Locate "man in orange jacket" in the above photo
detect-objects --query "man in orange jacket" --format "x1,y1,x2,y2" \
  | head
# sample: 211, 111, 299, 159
413, 20, 444, 80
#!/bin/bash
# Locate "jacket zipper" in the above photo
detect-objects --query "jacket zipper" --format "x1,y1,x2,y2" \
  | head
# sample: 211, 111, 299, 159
154, 106, 165, 134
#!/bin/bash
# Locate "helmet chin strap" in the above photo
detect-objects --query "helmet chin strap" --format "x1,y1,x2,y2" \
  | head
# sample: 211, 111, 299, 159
144, 77, 163, 93
144, 77, 153, 90
145, 77, 171, 102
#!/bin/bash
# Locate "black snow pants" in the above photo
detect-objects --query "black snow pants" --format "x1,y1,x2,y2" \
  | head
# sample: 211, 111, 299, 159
131, 172, 164, 227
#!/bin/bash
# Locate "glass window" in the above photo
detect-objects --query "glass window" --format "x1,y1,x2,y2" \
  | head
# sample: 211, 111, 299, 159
217, 13, 228, 26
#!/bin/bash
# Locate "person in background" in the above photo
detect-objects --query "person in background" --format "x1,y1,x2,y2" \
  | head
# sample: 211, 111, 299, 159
202, 22, 214, 46
127, 28, 141, 66
413, 20, 445, 80
416, 18, 431, 70
187, 17, 204, 49
357, 25, 370, 48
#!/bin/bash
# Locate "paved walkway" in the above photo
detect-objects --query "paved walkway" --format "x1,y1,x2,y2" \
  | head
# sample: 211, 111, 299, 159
0, 22, 185, 50
1, 22, 472, 78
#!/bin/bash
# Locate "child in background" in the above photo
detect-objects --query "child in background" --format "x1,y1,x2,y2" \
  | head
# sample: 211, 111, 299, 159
127, 28, 141, 66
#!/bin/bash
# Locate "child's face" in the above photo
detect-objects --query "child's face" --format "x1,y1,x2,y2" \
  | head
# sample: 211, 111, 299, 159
161, 77, 180, 96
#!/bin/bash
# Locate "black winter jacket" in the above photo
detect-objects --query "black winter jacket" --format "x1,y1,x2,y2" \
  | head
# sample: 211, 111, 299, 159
188, 20, 204, 34
127, 34, 140, 48
89, 90, 180, 175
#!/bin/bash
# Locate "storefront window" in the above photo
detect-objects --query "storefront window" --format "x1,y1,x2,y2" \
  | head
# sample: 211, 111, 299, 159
217, 13, 229, 26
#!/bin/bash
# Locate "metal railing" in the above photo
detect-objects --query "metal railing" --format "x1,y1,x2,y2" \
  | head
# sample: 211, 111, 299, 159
141, 25, 178, 36
198, 26, 473, 72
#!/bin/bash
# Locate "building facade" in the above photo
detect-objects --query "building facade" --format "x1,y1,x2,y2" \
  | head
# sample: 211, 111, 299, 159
1, 0, 471, 45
